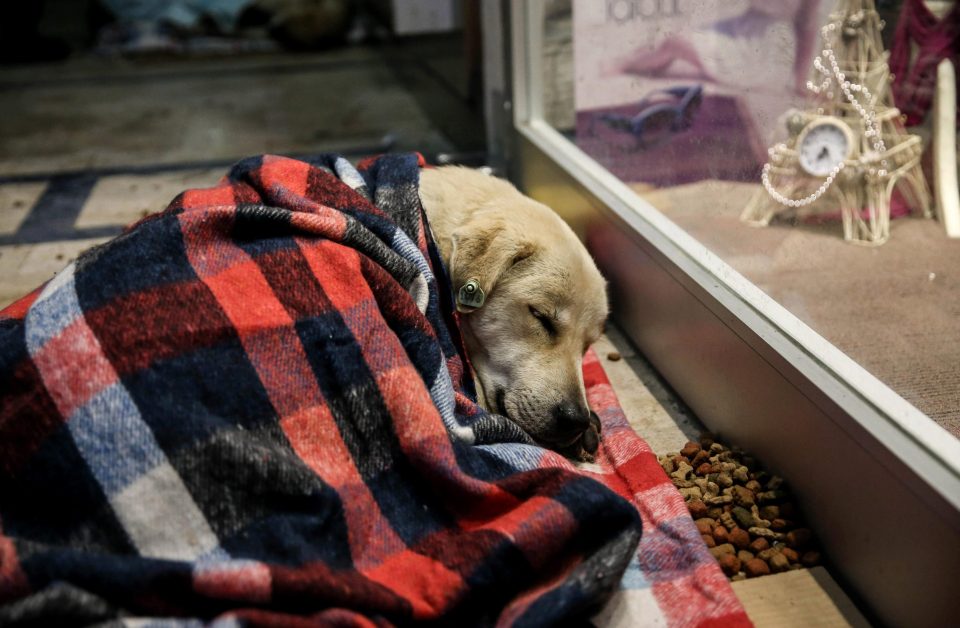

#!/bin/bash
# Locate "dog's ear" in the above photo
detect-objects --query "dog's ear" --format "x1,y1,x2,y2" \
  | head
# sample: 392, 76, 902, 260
449, 215, 534, 313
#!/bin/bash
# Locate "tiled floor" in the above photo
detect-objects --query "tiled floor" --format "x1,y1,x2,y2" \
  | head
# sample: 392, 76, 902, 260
0, 40, 482, 309
75, 169, 224, 229
0, 183, 44, 235
0, 168, 227, 305
0, 48, 460, 177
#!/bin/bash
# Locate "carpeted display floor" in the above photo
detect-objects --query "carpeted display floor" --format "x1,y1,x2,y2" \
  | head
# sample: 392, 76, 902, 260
638, 180, 960, 438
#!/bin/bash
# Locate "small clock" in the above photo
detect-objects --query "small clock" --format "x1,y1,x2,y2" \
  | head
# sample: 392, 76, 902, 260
795, 118, 855, 176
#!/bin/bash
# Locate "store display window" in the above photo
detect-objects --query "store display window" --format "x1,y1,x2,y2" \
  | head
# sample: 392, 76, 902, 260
533, 0, 960, 442
509, 4, 960, 622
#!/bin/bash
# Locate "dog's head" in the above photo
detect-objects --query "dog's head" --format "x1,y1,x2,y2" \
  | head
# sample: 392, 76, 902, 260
443, 191, 608, 449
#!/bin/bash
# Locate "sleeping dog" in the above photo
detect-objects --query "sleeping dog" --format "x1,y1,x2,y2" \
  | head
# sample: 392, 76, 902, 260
419, 167, 608, 458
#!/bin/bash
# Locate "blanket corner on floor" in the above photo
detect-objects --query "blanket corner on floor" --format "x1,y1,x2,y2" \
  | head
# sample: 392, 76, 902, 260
0, 153, 749, 627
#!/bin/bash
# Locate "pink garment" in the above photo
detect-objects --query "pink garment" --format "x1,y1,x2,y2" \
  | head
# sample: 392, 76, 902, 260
889, 0, 960, 126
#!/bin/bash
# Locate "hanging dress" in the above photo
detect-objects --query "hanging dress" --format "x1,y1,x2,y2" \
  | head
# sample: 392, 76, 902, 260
889, 0, 960, 126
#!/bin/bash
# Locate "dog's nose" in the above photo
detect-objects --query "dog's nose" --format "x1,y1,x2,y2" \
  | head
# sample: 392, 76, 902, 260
553, 401, 592, 435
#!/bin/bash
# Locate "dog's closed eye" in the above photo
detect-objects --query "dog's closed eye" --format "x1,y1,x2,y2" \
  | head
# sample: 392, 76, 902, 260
529, 306, 557, 336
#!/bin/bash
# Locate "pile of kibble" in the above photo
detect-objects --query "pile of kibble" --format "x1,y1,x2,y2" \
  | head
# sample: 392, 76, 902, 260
658, 433, 822, 581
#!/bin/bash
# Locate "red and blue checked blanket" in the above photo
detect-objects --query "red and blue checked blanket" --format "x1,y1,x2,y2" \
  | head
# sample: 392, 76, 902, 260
0, 154, 749, 626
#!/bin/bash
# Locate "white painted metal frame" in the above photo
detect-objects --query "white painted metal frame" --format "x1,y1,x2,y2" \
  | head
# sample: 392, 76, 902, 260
507, 1, 960, 624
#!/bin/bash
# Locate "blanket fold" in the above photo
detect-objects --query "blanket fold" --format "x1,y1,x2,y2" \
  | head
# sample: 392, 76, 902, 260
0, 153, 750, 627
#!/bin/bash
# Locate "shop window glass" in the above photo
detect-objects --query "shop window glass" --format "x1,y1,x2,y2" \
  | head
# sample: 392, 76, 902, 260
538, 0, 960, 438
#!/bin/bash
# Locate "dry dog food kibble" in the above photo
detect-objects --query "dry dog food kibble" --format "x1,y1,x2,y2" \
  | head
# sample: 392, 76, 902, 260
658, 433, 823, 581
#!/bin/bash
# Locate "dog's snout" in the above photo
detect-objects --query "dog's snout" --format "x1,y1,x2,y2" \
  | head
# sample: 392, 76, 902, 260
553, 401, 591, 434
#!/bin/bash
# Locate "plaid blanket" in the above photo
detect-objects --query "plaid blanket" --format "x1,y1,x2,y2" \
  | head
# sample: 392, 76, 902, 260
0, 154, 749, 626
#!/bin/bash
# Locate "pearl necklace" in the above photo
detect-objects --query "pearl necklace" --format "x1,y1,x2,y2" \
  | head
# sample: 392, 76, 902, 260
762, 20, 888, 207
762, 153, 845, 208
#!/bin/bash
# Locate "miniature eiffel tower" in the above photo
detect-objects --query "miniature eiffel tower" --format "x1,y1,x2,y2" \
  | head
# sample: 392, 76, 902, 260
741, 0, 931, 245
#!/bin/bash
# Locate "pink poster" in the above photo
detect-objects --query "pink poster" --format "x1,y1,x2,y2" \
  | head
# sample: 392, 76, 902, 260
573, 0, 834, 186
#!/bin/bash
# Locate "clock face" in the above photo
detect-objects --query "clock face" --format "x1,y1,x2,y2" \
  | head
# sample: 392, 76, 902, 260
797, 121, 852, 176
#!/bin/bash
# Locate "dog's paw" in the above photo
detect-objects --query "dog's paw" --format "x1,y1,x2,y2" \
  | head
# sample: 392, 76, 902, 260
577, 433, 598, 462
589, 410, 601, 434
559, 411, 602, 462
579, 411, 602, 457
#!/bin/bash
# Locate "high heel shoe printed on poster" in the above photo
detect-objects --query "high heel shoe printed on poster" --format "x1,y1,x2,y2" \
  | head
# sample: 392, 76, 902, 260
594, 84, 703, 150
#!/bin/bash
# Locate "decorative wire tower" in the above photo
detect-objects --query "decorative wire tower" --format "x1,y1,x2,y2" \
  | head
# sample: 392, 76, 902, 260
741, 0, 931, 245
